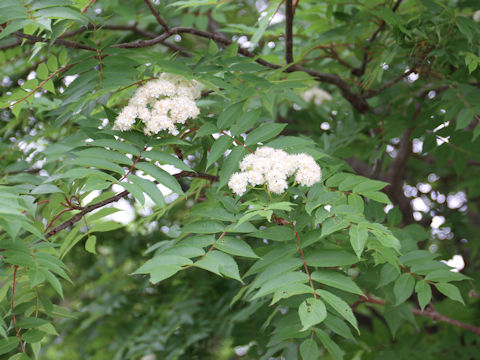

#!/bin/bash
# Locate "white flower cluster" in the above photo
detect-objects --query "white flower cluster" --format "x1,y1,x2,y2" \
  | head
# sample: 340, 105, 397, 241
113, 73, 201, 135
228, 147, 322, 196
301, 87, 332, 105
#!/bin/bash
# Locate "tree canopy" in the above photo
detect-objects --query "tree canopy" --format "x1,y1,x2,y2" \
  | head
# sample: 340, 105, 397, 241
0, 0, 479, 359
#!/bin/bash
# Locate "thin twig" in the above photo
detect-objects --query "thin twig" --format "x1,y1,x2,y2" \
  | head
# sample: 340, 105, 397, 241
181, 231, 226, 270
220, 131, 254, 153
10, 63, 75, 107
144, 0, 170, 32
45, 171, 218, 239
352, 0, 404, 77
13, 32, 96, 51
81, 0, 96, 13
360, 294, 480, 336
291, 222, 317, 298
285, 0, 294, 64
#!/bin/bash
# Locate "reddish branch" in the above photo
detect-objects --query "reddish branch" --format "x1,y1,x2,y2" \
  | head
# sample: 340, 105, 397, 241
11, 63, 75, 107
360, 294, 480, 336
220, 131, 254, 153
291, 222, 317, 298
12, 266, 26, 353
117, 153, 143, 184
181, 231, 225, 270
81, 0, 96, 13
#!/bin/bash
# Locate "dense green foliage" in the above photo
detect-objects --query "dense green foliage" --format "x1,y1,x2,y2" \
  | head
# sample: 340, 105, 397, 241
0, 0, 480, 359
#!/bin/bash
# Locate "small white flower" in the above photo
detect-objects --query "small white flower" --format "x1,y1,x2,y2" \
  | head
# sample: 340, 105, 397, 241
474, 10, 480, 22
301, 87, 332, 105
228, 146, 322, 196
228, 172, 249, 195
113, 73, 201, 135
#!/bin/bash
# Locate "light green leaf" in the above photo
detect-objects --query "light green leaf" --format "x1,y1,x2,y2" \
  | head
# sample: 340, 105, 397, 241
415, 281, 432, 311
230, 108, 262, 136
425, 270, 469, 283
315, 328, 344, 360
378, 263, 400, 288
321, 217, 350, 237
271, 283, 313, 305
70, 157, 125, 174
40, 269, 64, 299
73, 148, 133, 165
194, 250, 242, 281
37, 63, 49, 80
363, 191, 391, 204
182, 220, 224, 234
85, 235, 97, 254
252, 271, 308, 299
17, 318, 49, 329
207, 135, 232, 169
300, 339, 319, 360
0, 337, 19, 355
305, 250, 358, 267
353, 179, 389, 193
311, 270, 364, 296
248, 226, 295, 241
47, 56, 58, 72
299, 297, 327, 331
215, 236, 259, 258
219, 146, 248, 189
135, 162, 185, 195
217, 101, 245, 129
324, 315, 354, 340
134, 255, 191, 283
435, 283, 464, 304
35, 7, 89, 25
129, 174, 165, 207
349, 224, 368, 258
245, 123, 287, 146
317, 289, 359, 333
144, 150, 193, 171
31, 184, 62, 195
393, 273, 415, 305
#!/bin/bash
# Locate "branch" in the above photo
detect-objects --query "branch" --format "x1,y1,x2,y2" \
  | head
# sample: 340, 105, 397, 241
364, 67, 416, 98
385, 127, 414, 224
144, 0, 170, 32
81, 0, 96, 13
113, 27, 371, 113
13, 32, 96, 51
45, 171, 218, 239
11, 23, 368, 112
352, 0, 403, 77
361, 295, 480, 336
291, 222, 316, 298
285, 0, 294, 64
